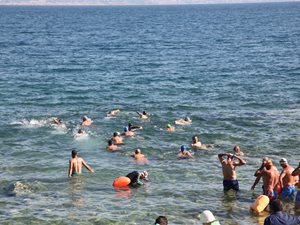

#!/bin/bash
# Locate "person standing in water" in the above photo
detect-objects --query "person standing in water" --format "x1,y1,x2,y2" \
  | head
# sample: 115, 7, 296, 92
218, 153, 246, 191
278, 158, 296, 198
111, 132, 123, 144
68, 150, 94, 177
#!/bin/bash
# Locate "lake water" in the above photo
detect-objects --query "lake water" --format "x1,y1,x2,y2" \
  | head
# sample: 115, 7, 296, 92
0, 3, 300, 224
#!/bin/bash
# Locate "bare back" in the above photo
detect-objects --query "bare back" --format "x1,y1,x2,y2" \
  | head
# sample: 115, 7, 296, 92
69, 157, 84, 174
262, 167, 279, 189
221, 161, 237, 179
113, 136, 123, 144
281, 165, 296, 186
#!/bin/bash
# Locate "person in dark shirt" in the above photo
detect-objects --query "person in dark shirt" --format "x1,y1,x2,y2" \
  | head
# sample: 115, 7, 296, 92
264, 199, 300, 225
125, 171, 148, 186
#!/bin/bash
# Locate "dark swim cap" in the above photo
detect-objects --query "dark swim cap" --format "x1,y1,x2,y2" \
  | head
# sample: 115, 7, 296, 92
128, 123, 132, 127
181, 145, 186, 151
124, 127, 128, 131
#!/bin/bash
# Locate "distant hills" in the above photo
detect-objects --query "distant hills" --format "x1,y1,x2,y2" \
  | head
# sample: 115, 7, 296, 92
0, 0, 299, 5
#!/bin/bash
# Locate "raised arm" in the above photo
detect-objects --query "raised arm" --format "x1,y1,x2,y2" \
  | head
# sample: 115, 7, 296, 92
254, 164, 266, 177
218, 153, 230, 163
136, 111, 142, 116
233, 155, 246, 166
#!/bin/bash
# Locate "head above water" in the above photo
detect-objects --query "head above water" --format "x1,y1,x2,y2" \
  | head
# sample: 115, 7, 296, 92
59, 119, 63, 123
124, 127, 128, 132
185, 117, 191, 122
181, 145, 186, 151
72, 150, 78, 157
279, 158, 287, 165
143, 111, 147, 115
78, 129, 83, 134
155, 216, 168, 225
83, 116, 87, 121
128, 123, 133, 128
233, 146, 240, 152
167, 124, 171, 128
141, 171, 148, 178
108, 140, 113, 145
266, 160, 273, 166
135, 149, 141, 154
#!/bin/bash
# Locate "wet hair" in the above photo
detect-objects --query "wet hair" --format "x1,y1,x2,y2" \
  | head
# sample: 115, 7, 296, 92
143, 111, 147, 115
113, 132, 118, 137
155, 216, 168, 225
78, 129, 83, 134
128, 123, 133, 128
108, 140, 113, 145
72, 150, 77, 156
135, 149, 140, 154
270, 199, 283, 212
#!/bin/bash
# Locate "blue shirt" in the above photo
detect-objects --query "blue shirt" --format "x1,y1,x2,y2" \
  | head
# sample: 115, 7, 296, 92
264, 212, 300, 225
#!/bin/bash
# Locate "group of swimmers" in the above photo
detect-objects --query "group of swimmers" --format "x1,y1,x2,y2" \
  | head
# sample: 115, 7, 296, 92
50, 109, 300, 223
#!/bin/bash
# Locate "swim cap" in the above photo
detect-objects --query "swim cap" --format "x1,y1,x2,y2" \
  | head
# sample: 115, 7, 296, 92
142, 171, 148, 178
185, 117, 191, 121
116, 132, 120, 136
181, 145, 186, 151
59, 120, 63, 123
266, 160, 273, 166
124, 127, 128, 132
128, 123, 132, 127
167, 124, 171, 128
280, 158, 287, 164
83, 116, 87, 120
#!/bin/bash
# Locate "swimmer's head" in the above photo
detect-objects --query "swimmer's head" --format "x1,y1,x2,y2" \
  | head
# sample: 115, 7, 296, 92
262, 157, 270, 163
266, 160, 273, 166
141, 171, 148, 178
280, 158, 288, 165
78, 129, 83, 134
83, 116, 87, 121
72, 150, 78, 157
128, 123, 133, 128
185, 117, 191, 122
124, 127, 128, 132
181, 145, 186, 151
135, 149, 141, 154
143, 111, 147, 115
108, 140, 113, 145
59, 120, 63, 123
116, 132, 120, 136
233, 146, 240, 152
167, 124, 171, 128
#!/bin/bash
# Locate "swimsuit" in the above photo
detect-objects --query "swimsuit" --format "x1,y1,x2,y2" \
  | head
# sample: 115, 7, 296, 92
263, 186, 277, 201
223, 179, 239, 191
126, 171, 143, 186
296, 190, 300, 202
71, 173, 84, 177
280, 185, 295, 197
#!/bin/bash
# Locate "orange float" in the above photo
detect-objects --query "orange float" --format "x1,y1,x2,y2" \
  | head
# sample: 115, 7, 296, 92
276, 183, 282, 195
136, 158, 148, 162
113, 177, 131, 187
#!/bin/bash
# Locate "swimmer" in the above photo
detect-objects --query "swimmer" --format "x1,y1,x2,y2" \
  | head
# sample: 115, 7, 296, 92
53, 118, 63, 125
278, 158, 296, 198
107, 140, 118, 150
121, 127, 135, 136
128, 123, 143, 131
130, 149, 145, 160
218, 153, 246, 192
125, 171, 148, 186
191, 136, 202, 148
233, 146, 248, 157
68, 150, 94, 177
109, 109, 120, 116
73, 129, 85, 138
178, 145, 194, 159
166, 124, 175, 131
137, 111, 148, 119
254, 159, 279, 201
81, 116, 93, 126
111, 132, 123, 144
175, 117, 191, 124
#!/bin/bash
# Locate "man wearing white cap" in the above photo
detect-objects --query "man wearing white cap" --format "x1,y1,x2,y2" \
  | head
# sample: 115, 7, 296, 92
279, 158, 296, 197
200, 210, 220, 225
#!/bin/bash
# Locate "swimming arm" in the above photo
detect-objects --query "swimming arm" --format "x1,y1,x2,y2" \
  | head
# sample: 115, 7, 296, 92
82, 160, 94, 173
233, 155, 246, 166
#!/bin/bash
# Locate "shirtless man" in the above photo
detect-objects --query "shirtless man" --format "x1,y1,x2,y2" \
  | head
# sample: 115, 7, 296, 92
178, 145, 194, 159
218, 153, 246, 191
109, 109, 120, 116
111, 132, 123, 144
107, 140, 118, 150
175, 117, 191, 124
81, 116, 93, 126
128, 123, 143, 131
137, 111, 148, 119
166, 124, 175, 131
73, 129, 85, 138
252, 157, 272, 190
233, 146, 248, 157
292, 162, 300, 208
191, 136, 202, 148
121, 127, 135, 136
126, 171, 148, 186
130, 149, 145, 160
53, 118, 63, 125
68, 150, 94, 177
279, 158, 296, 198
254, 159, 279, 201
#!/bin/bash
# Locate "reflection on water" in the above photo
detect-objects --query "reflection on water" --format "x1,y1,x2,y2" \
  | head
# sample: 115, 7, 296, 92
114, 186, 132, 208
67, 177, 86, 208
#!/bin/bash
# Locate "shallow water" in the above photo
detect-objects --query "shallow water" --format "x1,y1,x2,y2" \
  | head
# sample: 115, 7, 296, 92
1, 2, 300, 224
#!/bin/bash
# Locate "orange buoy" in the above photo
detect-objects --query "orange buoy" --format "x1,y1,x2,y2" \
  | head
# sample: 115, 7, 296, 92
250, 195, 270, 213
276, 183, 282, 195
136, 158, 148, 161
113, 177, 131, 187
